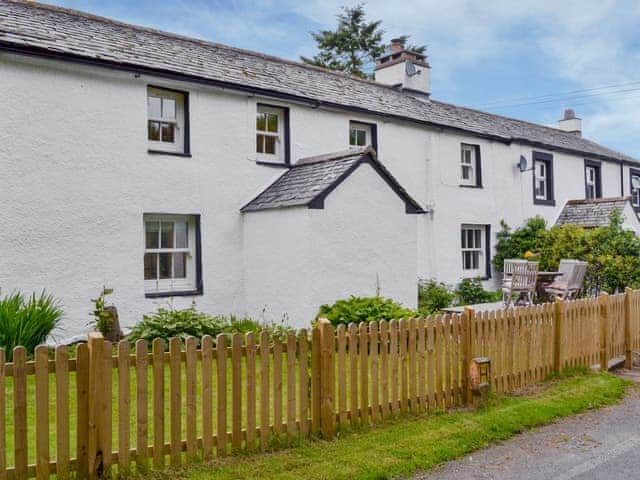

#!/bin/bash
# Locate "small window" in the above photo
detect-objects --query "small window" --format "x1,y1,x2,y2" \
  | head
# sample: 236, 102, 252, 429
532, 151, 554, 205
144, 214, 200, 296
256, 105, 288, 164
461, 225, 489, 277
349, 122, 372, 147
147, 87, 187, 154
584, 160, 602, 199
460, 144, 481, 187
631, 169, 640, 208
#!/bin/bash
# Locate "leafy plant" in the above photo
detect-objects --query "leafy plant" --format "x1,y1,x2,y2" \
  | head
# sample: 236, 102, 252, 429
318, 296, 416, 327
418, 279, 455, 314
455, 278, 501, 306
493, 216, 549, 272
0, 291, 63, 361
90, 287, 121, 340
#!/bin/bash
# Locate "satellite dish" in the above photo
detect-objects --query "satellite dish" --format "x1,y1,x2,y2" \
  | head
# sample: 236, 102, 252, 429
405, 61, 419, 77
517, 155, 529, 172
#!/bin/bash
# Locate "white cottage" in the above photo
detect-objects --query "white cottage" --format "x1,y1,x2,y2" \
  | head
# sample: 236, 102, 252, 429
1, 1, 639, 339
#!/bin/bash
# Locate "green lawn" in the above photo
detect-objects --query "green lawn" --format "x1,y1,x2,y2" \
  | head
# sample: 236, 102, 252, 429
139, 372, 627, 480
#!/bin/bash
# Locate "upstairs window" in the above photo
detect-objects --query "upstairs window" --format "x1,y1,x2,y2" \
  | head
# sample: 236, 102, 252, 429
144, 214, 201, 296
349, 121, 378, 152
631, 169, 640, 208
256, 104, 289, 164
460, 144, 482, 187
147, 87, 188, 155
533, 151, 555, 205
584, 160, 602, 199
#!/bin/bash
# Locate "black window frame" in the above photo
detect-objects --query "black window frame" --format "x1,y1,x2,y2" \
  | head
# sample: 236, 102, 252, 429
146, 85, 191, 157
532, 151, 555, 206
348, 120, 378, 153
255, 103, 291, 167
584, 159, 602, 199
459, 143, 482, 188
144, 213, 203, 299
630, 168, 640, 211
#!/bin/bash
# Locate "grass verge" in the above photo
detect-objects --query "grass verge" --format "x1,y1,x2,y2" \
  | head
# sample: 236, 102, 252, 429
145, 372, 628, 480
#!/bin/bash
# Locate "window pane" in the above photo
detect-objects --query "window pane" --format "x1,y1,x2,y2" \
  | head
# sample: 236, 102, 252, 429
159, 253, 172, 279
349, 130, 357, 146
264, 135, 276, 154
356, 130, 366, 146
461, 230, 466, 248
175, 221, 188, 248
267, 113, 278, 133
632, 176, 640, 189
161, 123, 175, 143
173, 252, 187, 278
145, 221, 160, 249
474, 229, 481, 248
161, 222, 174, 248
162, 98, 176, 119
472, 252, 479, 269
144, 253, 157, 280
461, 165, 470, 180
148, 121, 160, 141
256, 112, 266, 132
148, 96, 161, 118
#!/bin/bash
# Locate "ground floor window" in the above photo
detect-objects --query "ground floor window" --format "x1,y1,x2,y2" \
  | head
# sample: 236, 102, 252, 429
461, 224, 490, 278
144, 214, 201, 296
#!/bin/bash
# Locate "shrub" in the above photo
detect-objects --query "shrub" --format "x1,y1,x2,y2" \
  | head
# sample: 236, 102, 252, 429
493, 216, 548, 272
318, 296, 416, 327
0, 291, 63, 361
455, 278, 501, 305
418, 279, 455, 314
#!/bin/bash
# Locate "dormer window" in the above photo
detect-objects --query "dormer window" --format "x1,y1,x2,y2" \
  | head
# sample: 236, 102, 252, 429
256, 104, 289, 164
147, 87, 188, 155
349, 121, 378, 151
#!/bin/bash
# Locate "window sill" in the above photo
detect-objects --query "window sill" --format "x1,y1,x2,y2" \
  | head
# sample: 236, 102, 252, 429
256, 160, 290, 168
459, 184, 483, 189
148, 149, 192, 158
533, 199, 556, 206
145, 288, 202, 299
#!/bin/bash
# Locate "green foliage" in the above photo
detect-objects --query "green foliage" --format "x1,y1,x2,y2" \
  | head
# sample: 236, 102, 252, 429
318, 296, 416, 326
455, 278, 502, 305
128, 305, 294, 347
0, 291, 63, 361
418, 279, 455, 314
90, 287, 117, 338
493, 211, 640, 293
300, 4, 425, 79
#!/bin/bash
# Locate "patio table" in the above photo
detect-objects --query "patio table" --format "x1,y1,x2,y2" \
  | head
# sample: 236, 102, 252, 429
536, 271, 563, 299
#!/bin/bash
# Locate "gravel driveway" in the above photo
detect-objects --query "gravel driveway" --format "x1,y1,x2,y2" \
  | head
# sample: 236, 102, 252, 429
413, 370, 640, 480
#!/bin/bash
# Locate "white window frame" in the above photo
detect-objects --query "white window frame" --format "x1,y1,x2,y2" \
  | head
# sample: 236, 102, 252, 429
349, 122, 372, 147
585, 165, 597, 199
460, 144, 477, 186
147, 87, 186, 154
144, 214, 197, 295
461, 225, 485, 277
632, 173, 640, 208
256, 105, 285, 163
534, 160, 548, 200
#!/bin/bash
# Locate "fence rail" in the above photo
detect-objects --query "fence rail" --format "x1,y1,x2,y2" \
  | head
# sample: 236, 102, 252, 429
2, 289, 640, 480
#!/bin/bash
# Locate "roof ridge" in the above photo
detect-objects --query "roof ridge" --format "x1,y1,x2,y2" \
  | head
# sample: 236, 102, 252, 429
565, 196, 631, 205
5, 0, 399, 92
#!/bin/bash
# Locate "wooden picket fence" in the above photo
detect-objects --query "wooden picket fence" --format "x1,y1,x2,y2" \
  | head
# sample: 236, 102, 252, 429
2, 289, 640, 480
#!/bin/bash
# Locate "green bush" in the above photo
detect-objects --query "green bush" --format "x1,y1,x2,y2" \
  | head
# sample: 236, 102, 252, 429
128, 305, 295, 347
418, 279, 455, 314
493, 216, 548, 272
0, 291, 63, 361
318, 296, 416, 326
455, 278, 501, 305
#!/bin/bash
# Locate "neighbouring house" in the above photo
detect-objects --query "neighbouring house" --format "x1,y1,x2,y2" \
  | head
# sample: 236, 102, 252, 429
1, 0, 639, 339
555, 197, 640, 234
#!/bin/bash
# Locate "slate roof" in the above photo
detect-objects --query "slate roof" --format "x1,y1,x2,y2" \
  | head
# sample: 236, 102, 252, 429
0, 1, 637, 165
555, 197, 634, 228
241, 147, 424, 213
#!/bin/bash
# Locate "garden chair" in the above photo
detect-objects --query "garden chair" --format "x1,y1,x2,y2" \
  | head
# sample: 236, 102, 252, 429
567, 261, 588, 299
544, 259, 577, 300
502, 259, 528, 289
502, 261, 538, 307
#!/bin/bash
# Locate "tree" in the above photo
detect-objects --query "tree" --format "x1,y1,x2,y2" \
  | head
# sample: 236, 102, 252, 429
301, 4, 425, 79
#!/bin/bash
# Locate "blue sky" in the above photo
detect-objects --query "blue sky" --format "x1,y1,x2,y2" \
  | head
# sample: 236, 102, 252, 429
50, 0, 640, 157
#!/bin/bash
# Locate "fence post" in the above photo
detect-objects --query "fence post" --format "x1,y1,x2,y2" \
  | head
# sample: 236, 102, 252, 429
599, 293, 610, 372
318, 318, 335, 439
625, 287, 633, 369
553, 298, 564, 373
462, 308, 474, 405
87, 333, 106, 480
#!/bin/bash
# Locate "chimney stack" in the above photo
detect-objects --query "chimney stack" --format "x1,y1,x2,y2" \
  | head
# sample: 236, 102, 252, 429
558, 109, 582, 137
374, 37, 431, 100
